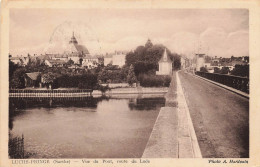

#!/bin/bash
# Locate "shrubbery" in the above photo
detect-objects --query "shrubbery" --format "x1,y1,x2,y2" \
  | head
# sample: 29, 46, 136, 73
9, 68, 26, 89
56, 73, 98, 89
97, 65, 129, 83
231, 65, 249, 77
138, 74, 171, 87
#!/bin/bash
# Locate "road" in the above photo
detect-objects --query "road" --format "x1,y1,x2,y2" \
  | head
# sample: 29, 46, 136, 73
178, 71, 249, 158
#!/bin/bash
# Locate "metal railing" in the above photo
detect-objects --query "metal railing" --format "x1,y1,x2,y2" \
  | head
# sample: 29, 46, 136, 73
9, 89, 93, 97
195, 71, 249, 93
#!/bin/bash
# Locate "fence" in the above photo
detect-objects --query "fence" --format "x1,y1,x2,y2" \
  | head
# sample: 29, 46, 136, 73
195, 71, 249, 93
9, 89, 93, 97
9, 134, 24, 159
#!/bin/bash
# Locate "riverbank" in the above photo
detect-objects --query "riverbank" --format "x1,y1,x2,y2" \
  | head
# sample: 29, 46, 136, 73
93, 87, 168, 96
9, 87, 169, 97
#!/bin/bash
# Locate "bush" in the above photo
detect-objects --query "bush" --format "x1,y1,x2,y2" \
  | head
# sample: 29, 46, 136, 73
138, 74, 171, 87
200, 67, 208, 72
127, 64, 137, 86
97, 66, 128, 83
220, 67, 230, 74
231, 65, 249, 77
55, 73, 98, 89
10, 68, 26, 89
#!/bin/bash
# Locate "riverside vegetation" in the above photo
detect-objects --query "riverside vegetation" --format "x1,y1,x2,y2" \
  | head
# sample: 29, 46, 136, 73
9, 41, 181, 90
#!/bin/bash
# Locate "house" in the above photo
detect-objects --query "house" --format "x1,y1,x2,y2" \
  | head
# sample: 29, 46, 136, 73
195, 53, 205, 71
103, 51, 126, 67
180, 56, 186, 69
24, 72, 41, 88
112, 51, 126, 67
82, 60, 98, 69
9, 56, 22, 65
104, 54, 113, 66
45, 59, 66, 67
82, 55, 99, 64
180, 56, 191, 69
48, 54, 68, 61
9, 54, 32, 66
156, 48, 173, 75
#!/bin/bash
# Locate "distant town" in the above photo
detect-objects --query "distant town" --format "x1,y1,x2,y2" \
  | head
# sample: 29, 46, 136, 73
9, 32, 249, 90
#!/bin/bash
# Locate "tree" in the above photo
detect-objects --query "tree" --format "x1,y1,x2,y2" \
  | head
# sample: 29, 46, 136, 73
10, 68, 26, 89
231, 65, 249, 77
200, 67, 208, 72
66, 59, 74, 66
9, 60, 18, 80
220, 67, 230, 74
214, 67, 221, 73
125, 43, 181, 74
41, 73, 57, 89
127, 64, 137, 86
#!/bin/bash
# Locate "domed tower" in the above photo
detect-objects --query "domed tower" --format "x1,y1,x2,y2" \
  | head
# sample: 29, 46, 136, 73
69, 32, 78, 44
145, 38, 153, 48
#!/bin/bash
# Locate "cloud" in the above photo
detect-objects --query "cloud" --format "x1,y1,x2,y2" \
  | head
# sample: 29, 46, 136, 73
225, 30, 249, 56
158, 27, 249, 58
9, 9, 249, 58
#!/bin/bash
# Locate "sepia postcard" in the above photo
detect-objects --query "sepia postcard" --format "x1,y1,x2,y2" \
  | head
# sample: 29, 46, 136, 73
1, 0, 260, 167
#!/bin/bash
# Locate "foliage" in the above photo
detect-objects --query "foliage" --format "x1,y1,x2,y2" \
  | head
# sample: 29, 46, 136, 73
9, 60, 19, 80
127, 64, 137, 86
66, 59, 74, 66
200, 67, 208, 73
220, 67, 230, 74
97, 65, 128, 83
138, 74, 171, 87
10, 68, 26, 89
56, 73, 98, 89
96, 84, 110, 93
41, 73, 57, 84
230, 65, 249, 77
214, 67, 221, 73
125, 43, 181, 76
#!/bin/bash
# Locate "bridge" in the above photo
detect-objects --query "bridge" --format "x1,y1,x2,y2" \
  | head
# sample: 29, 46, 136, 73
143, 70, 249, 158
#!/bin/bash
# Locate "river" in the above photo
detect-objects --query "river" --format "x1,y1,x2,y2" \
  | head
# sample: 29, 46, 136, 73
9, 95, 165, 158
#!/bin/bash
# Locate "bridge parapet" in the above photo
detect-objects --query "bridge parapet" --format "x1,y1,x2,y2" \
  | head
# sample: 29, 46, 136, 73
195, 71, 249, 93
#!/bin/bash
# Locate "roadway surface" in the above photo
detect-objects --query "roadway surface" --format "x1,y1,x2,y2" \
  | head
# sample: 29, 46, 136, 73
178, 71, 249, 158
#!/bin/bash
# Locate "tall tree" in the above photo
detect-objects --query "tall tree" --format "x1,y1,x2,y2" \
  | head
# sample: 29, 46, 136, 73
127, 64, 137, 86
10, 68, 26, 89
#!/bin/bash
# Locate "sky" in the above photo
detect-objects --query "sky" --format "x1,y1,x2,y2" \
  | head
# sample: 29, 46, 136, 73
10, 9, 249, 58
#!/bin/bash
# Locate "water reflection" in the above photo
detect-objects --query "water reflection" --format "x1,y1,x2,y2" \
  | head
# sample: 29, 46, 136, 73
9, 96, 165, 158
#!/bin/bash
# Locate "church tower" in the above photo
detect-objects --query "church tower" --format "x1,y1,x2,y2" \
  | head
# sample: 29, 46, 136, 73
145, 38, 153, 48
69, 32, 78, 44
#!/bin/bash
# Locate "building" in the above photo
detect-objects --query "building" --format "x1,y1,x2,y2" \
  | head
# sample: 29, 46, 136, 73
103, 51, 126, 67
45, 59, 66, 67
195, 53, 205, 71
9, 56, 22, 65
112, 52, 126, 67
104, 55, 113, 66
180, 56, 191, 70
24, 72, 41, 88
180, 56, 186, 70
156, 48, 173, 75
82, 58, 99, 69
46, 32, 90, 65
